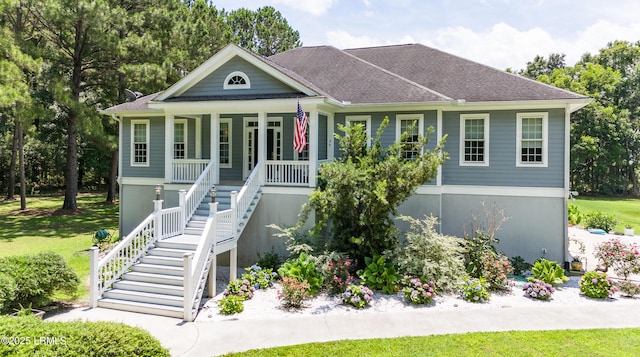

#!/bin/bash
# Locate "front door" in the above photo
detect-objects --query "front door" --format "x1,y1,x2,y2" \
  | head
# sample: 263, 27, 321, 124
243, 118, 282, 178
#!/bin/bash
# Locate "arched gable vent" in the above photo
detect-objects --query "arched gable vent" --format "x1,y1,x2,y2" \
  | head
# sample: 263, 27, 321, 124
223, 71, 251, 89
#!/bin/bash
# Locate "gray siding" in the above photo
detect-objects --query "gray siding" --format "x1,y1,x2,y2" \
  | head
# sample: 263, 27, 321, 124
219, 114, 250, 181
442, 109, 565, 188
318, 114, 328, 160
202, 115, 211, 160
121, 117, 165, 178
180, 56, 298, 97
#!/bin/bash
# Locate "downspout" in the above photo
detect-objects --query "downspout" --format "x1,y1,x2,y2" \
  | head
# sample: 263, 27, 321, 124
113, 114, 124, 238
437, 109, 443, 234
563, 105, 571, 265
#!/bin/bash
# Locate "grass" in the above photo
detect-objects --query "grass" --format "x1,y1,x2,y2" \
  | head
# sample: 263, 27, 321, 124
0, 194, 119, 302
569, 196, 640, 232
223, 328, 640, 356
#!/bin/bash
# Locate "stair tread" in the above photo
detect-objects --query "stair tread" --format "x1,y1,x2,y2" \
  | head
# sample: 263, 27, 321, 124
105, 288, 183, 301
114, 280, 184, 291
98, 298, 185, 312
123, 271, 184, 280
133, 263, 183, 271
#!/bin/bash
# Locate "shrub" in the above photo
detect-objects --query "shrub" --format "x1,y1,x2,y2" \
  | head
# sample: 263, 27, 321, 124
402, 277, 437, 305
395, 215, 467, 293
278, 253, 323, 295
617, 280, 640, 297
0, 273, 16, 313
579, 271, 617, 299
567, 205, 585, 226
0, 252, 79, 312
342, 285, 374, 309
241, 265, 278, 290
585, 211, 618, 232
0, 316, 169, 356
223, 279, 255, 300
459, 277, 490, 303
480, 252, 514, 291
509, 256, 532, 276
320, 255, 354, 296
463, 202, 508, 279
594, 238, 640, 280
357, 255, 401, 294
278, 277, 310, 309
256, 251, 283, 271
522, 279, 555, 301
218, 295, 245, 315
530, 258, 568, 286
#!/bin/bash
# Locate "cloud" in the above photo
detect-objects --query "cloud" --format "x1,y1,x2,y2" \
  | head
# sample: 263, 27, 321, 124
273, 0, 338, 16
326, 30, 383, 49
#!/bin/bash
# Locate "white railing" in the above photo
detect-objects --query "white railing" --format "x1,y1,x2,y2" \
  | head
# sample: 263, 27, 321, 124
236, 160, 264, 225
264, 160, 309, 186
216, 209, 234, 242
183, 160, 216, 224
172, 159, 210, 183
183, 203, 218, 322
161, 206, 183, 238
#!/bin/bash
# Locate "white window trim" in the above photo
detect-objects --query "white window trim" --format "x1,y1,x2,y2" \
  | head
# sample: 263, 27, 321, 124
130, 119, 150, 167
174, 119, 188, 159
219, 118, 232, 168
223, 71, 251, 90
346, 115, 372, 147
395, 114, 424, 157
459, 113, 490, 167
516, 112, 548, 167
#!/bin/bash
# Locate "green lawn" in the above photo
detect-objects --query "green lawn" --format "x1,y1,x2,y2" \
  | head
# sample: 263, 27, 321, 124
224, 328, 640, 356
569, 196, 640, 232
0, 194, 119, 302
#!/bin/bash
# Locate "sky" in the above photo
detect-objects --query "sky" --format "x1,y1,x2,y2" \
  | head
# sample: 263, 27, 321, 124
212, 0, 640, 71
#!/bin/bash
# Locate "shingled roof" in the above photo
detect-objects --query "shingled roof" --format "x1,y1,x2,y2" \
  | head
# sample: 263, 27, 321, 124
269, 43, 587, 104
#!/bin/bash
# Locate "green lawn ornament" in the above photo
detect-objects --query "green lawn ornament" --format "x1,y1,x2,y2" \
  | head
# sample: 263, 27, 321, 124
93, 229, 111, 244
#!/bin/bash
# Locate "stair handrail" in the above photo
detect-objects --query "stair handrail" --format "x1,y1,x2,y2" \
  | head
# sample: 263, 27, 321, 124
183, 160, 216, 224
183, 202, 218, 321
235, 160, 264, 228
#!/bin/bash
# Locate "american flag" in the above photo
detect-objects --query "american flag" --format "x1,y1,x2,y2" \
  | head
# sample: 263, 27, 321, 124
294, 102, 307, 153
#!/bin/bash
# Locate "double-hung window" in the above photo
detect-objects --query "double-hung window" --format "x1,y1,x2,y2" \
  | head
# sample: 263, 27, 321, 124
517, 112, 548, 167
396, 114, 424, 160
131, 120, 149, 167
459, 114, 489, 166
174, 119, 187, 159
219, 119, 232, 168
345, 115, 372, 147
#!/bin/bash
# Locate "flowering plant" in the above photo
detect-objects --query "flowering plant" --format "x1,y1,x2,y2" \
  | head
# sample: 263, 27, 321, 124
277, 277, 310, 309
218, 295, 244, 315
459, 277, 490, 303
579, 271, 618, 299
402, 277, 437, 305
342, 285, 374, 309
617, 280, 640, 297
322, 257, 354, 295
522, 279, 555, 301
594, 238, 640, 280
223, 278, 255, 300
480, 252, 514, 291
242, 264, 278, 290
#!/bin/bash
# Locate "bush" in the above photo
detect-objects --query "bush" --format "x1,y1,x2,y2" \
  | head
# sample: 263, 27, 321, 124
0, 252, 79, 312
395, 215, 467, 293
522, 279, 555, 301
256, 251, 283, 271
0, 273, 16, 313
567, 205, 585, 226
594, 238, 640, 280
320, 255, 354, 296
278, 277, 310, 309
223, 279, 255, 300
357, 255, 401, 294
585, 211, 618, 232
241, 265, 278, 290
459, 277, 490, 303
0, 316, 169, 356
509, 256, 532, 276
218, 295, 244, 315
402, 277, 437, 305
579, 271, 617, 299
617, 280, 640, 297
341, 285, 374, 309
278, 253, 323, 295
480, 252, 514, 291
530, 259, 568, 286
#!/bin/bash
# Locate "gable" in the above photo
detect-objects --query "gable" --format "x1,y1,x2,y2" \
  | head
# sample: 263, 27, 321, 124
177, 56, 301, 99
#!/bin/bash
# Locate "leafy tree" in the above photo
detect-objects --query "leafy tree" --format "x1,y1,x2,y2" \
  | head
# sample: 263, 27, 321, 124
518, 53, 566, 79
303, 118, 447, 265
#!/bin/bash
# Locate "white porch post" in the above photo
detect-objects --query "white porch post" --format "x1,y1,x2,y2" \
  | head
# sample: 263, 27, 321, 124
89, 246, 99, 308
195, 115, 202, 159
258, 112, 267, 182
309, 110, 319, 187
327, 113, 334, 161
164, 113, 175, 183
211, 112, 220, 184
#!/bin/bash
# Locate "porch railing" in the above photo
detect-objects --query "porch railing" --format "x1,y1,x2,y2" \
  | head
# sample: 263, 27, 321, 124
236, 160, 264, 226
264, 160, 309, 186
172, 159, 209, 183
182, 160, 216, 224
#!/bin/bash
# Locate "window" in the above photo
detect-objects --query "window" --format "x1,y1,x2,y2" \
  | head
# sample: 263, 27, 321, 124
294, 116, 309, 161
396, 114, 424, 160
346, 115, 372, 147
459, 114, 489, 166
517, 112, 548, 167
223, 71, 251, 90
131, 120, 149, 167
219, 118, 232, 168
174, 119, 187, 159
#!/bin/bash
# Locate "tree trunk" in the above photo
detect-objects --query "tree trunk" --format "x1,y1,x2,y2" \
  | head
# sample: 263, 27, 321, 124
18, 120, 26, 210
106, 150, 118, 203
7, 118, 18, 200
62, 108, 79, 210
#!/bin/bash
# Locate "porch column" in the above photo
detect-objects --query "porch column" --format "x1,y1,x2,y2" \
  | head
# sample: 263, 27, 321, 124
258, 112, 267, 183
327, 113, 334, 161
309, 110, 319, 188
164, 113, 175, 183
195, 115, 202, 159
211, 112, 220, 184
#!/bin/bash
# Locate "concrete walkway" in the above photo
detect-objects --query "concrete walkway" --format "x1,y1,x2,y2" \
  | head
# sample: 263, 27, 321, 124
48, 303, 640, 356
